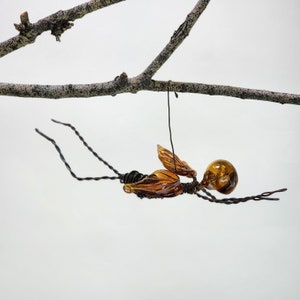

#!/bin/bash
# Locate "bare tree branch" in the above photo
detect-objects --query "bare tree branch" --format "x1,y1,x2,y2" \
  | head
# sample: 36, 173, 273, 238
141, 0, 210, 78
0, 0, 125, 58
0, 0, 299, 105
146, 80, 300, 105
1, 77, 299, 105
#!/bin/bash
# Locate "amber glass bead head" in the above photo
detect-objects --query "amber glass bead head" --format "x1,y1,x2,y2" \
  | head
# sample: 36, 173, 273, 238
198, 160, 238, 194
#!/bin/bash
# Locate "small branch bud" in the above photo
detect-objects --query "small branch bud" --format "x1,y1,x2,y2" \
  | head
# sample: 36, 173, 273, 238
20, 11, 30, 25
114, 72, 128, 87
14, 11, 32, 34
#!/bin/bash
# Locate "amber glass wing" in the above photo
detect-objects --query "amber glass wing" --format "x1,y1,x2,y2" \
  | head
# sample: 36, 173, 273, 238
157, 145, 197, 178
123, 169, 183, 198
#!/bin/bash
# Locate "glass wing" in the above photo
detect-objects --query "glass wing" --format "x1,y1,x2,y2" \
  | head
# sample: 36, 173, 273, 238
157, 145, 197, 178
123, 169, 183, 198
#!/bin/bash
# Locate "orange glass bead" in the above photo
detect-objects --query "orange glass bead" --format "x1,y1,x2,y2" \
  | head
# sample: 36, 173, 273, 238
198, 160, 238, 194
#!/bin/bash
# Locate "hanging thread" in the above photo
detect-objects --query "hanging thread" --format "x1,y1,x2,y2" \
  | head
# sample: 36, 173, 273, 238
167, 84, 177, 172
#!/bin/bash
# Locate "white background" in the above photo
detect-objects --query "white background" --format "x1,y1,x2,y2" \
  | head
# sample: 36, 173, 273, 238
0, 1, 299, 299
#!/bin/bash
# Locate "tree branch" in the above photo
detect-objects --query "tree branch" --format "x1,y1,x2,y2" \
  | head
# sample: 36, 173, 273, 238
0, 0, 125, 58
146, 80, 300, 105
0, 77, 299, 105
141, 0, 210, 78
0, 0, 299, 105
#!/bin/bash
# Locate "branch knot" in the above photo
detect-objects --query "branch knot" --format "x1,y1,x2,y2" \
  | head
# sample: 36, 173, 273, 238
114, 72, 128, 87
14, 12, 33, 35
50, 14, 74, 41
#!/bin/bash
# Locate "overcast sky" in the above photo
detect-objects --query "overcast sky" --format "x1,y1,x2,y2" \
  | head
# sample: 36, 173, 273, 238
0, 1, 300, 299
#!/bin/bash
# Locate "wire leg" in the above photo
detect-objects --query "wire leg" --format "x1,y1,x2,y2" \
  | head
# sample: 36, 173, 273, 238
51, 119, 121, 176
195, 188, 287, 204
35, 128, 120, 181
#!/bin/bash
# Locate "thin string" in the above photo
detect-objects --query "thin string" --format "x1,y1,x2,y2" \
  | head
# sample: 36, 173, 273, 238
167, 85, 177, 171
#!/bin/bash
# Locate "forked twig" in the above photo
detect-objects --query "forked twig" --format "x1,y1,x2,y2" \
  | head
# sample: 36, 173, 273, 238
0, 0, 299, 104
0, 0, 125, 58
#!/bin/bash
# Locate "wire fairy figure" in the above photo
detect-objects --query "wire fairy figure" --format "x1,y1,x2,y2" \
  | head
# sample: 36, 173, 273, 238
35, 92, 287, 204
